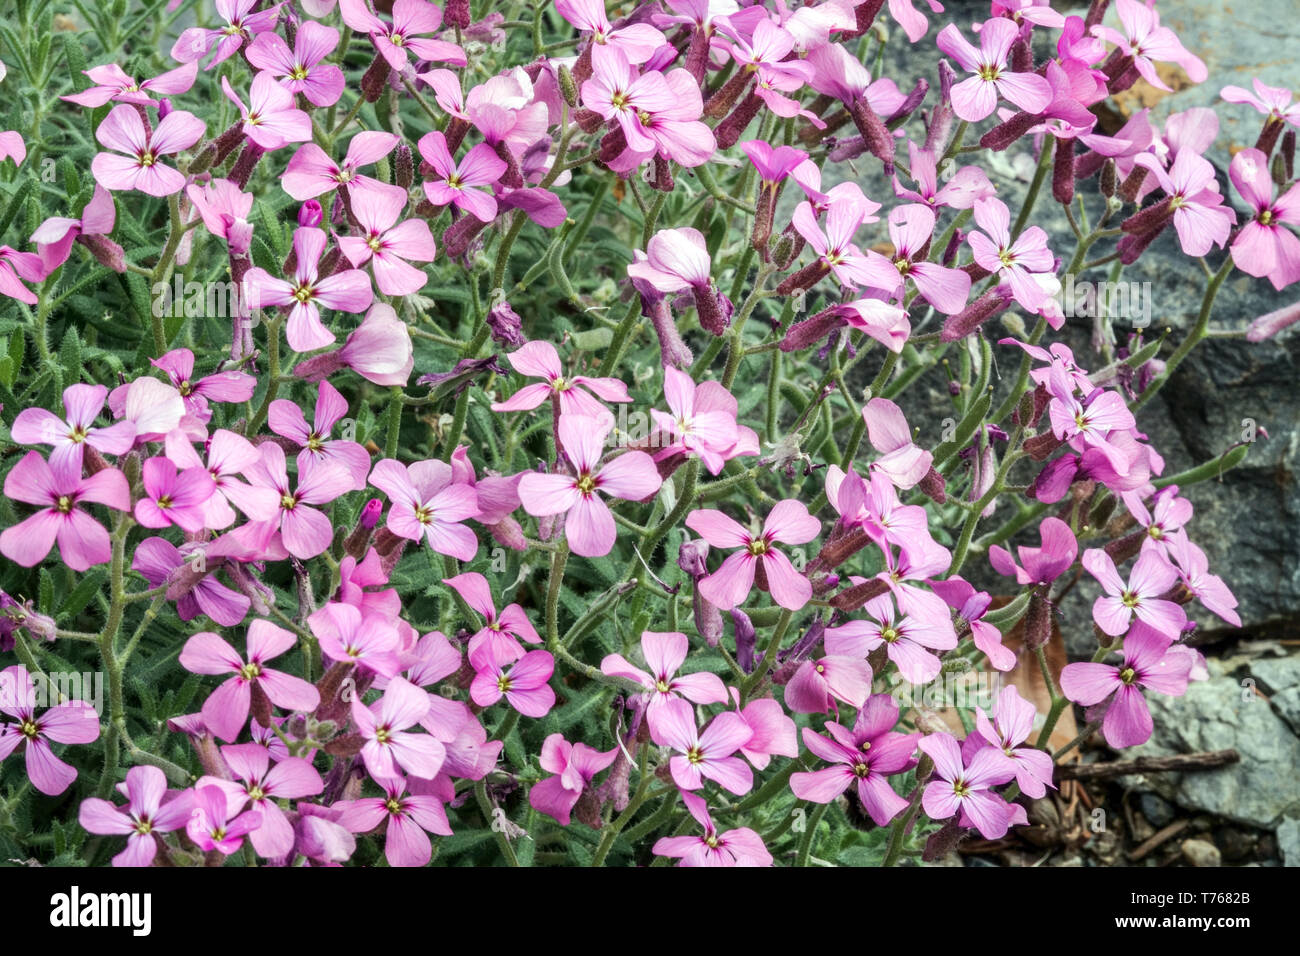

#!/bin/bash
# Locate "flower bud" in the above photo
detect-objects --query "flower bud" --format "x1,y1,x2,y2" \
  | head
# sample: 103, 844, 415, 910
731, 609, 757, 673
298, 199, 324, 228
1052, 138, 1076, 204
1272, 148, 1289, 188
678, 538, 710, 577
444, 0, 471, 29
394, 142, 414, 190
1099, 158, 1117, 198
558, 64, 579, 109
918, 466, 947, 504
361, 52, 390, 103
1255, 116, 1284, 156
157, 98, 174, 120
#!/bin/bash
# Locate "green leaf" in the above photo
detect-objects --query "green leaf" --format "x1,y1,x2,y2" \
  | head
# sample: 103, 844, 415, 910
38, 568, 54, 614
57, 568, 106, 622
59, 325, 81, 383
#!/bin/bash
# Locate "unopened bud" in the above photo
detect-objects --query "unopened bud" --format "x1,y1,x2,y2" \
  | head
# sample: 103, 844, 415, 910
299, 199, 324, 228
394, 142, 414, 190
1099, 158, 1117, 198
558, 64, 579, 109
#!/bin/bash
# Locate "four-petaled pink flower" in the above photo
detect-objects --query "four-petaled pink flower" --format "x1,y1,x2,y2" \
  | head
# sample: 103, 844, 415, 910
269, 380, 372, 490
368, 458, 481, 561
650, 367, 755, 476
10, 383, 135, 473
78, 765, 195, 867
152, 347, 256, 422
652, 790, 772, 866
443, 572, 540, 666
334, 776, 452, 867
529, 732, 619, 825
91, 104, 205, 197
790, 695, 919, 825
179, 621, 321, 742
1060, 622, 1193, 748
134, 456, 216, 533
339, 0, 467, 71
246, 20, 345, 108
352, 676, 445, 781
185, 784, 264, 855
1082, 548, 1187, 639
918, 731, 1019, 840
1228, 147, 1300, 290
243, 443, 355, 560
600, 630, 729, 717
649, 698, 754, 795
171, 0, 284, 68
790, 195, 881, 288
0, 451, 130, 571
418, 130, 505, 223
1132, 150, 1235, 258
0, 665, 101, 796
860, 204, 972, 315
62, 61, 198, 108
283, 131, 403, 205
862, 397, 934, 490
197, 742, 324, 858
686, 500, 821, 611
469, 649, 557, 717
518, 413, 662, 558
825, 592, 956, 685
936, 18, 1053, 122
1091, 0, 1207, 91
968, 196, 1056, 310
221, 72, 312, 152
490, 340, 632, 417
337, 186, 438, 296
962, 685, 1056, 798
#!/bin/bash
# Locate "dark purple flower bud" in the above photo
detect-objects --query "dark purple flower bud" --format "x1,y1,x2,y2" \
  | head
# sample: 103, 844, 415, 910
443, 214, 491, 260
774, 260, 830, 297
157, 98, 174, 120
692, 282, 731, 336
445, 0, 471, 29
394, 142, 414, 190
229, 141, 265, 189
361, 53, 391, 102
299, 199, 324, 228
1099, 158, 1117, 198
1282, 130, 1295, 180
704, 69, 754, 119
941, 288, 1011, 342
918, 466, 946, 504
1120, 195, 1174, 235
717, 92, 765, 150
780, 308, 847, 352
78, 234, 126, 273
849, 98, 894, 172
731, 609, 757, 673
980, 109, 1043, 151
1116, 222, 1167, 265
1024, 588, 1052, 650
678, 538, 710, 578
886, 78, 930, 129
487, 300, 527, 349
942, 227, 965, 266
695, 594, 723, 647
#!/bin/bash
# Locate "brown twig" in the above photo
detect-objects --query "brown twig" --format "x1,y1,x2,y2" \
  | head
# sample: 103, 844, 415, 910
1128, 819, 1192, 862
1056, 749, 1240, 781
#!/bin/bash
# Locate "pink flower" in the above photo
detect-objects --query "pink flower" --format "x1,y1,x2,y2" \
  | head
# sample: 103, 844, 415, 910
179, 622, 321, 742
529, 733, 619, 825
1045, 364, 1137, 477
337, 186, 437, 296
61, 61, 198, 108
653, 790, 771, 866
163, 428, 280, 529
962, 685, 1056, 798
171, 0, 283, 68
1221, 79, 1300, 128
649, 698, 754, 794
244, 443, 354, 560
790, 195, 880, 288
469, 649, 557, 717
650, 367, 756, 475
308, 601, 402, 678
1229, 147, 1300, 290
0, 245, 45, 304
1122, 485, 1192, 553
490, 340, 632, 416
338, 303, 414, 386
77, 765, 195, 867
185, 785, 263, 855
930, 575, 1016, 672
518, 413, 661, 558
685, 500, 821, 610
600, 630, 729, 716
339, 0, 467, 71
862, 397, 933, 489
221, 72, 312, 152
790, 695, 919, 824
988, 515, 1078, 585
134, 456, 216, 533
334, 776, 452, 866
918, 731, 1019, 839
91, 104, 205, 197
352, 676, 445, 780
186, 178, 255, 251
197, 743, 323, 858
1133, 150, 1235, 257
1164, 530, 1241, 628
443, 572, 540, 666
968, 196, 1055, 310
783, 649, 873, 714
10, 383, 136, 472
367, 458, 481, 561
269, 381, 371, 490
1082, 548, 1187, 639
0, 451, 129, 571
936, 18, 1052, 122
131, 537, 251, 627
1060, 622, 1193, 748
825, 592, 956, 685
0, 665, 100, 795
245, 20, 345, 108
627, 227, 732, 334
860, 204, 972, 314
893, 141, 994, 209
152, 348, 256, 421
557, 0, 666, 62
1091, 0, 1207, 91
282, 131, 403, 204
417, 130, 505, 223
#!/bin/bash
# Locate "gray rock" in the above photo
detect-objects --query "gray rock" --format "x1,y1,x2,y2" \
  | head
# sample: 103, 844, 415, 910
1140, 792, 1176, 828
1248, 656, 1300, 735
1181, 838, 1222, 866
1278, 818, 1300, 867
1124, 674, 1300, 829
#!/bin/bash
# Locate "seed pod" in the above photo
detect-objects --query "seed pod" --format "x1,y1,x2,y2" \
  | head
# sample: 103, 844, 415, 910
558, 63, 579, 109
1053, 137, 1076, 204
394, 142, 413, 189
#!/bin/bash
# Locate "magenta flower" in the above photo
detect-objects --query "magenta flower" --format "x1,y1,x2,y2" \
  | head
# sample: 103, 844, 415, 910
862, 397, 933, 490
352, 676, 445, 781
860, 204, 971, 315
1060, 622, 1193, 748
152, 348, 257, 421
919, 732, 1019, 839
968, 197, 1055, 310
91, 104, 205, 197
0, 665, 100, 796
893, 141, 994, 209
0, 245, 45, 305
337, 303, 414, 386
134, 456, 216, 533
198, 743, 323, 858
790, 695, 919, 825
308, 601, 402, 679
240, 444, 353, 560
1122, 485, 1193, 554
0, 451, 129, 571
988, 516, 1078, 586
1091, 0, 1207, 90
650, 367, 754, 475
518, 413, 661, 558
783, 650, 873, 714
268, 381, 370, 490
1229, 147, 1300, 290
283, 132, 403, 204
1221, 79, 1300, 129
740, 139, 808, 186
1164, 530, 1241, 628
221, 72, 312, 152
825, 592, 956, 685
171, 0, 283, 68
417, 130, 505, 223
529, 733, 619, 825
653, 790, 772, 866
164, 428, 280, 529
557, 0, 666, 62
469, 649, 556, 717
443, 572, 540, 667
185, 785, 264, 855
1082, 548, 1187, 639
62, 61, 198, 108
367, 458, 481, 561
600, 630, 729, 717
334, 776, 452, 867
339, 0, 467, 71
930, 575, 1015, 672
179, 622, 321, 742
337, 186, 437, 296
1132, 150, 1235, 257
649, 698, 754, 795
685, 500, 820, 611
131, 537, 251, 627
936, 18, 1052, 122
826, 466, 929, 550
962, 685, 1056, 798
245, 20, 345, 108
626, 226, 731, 334
1046, 365, 1137, 476
78, 765, 195, 867
490, 340, 632, 417
10, 383, 136, 472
